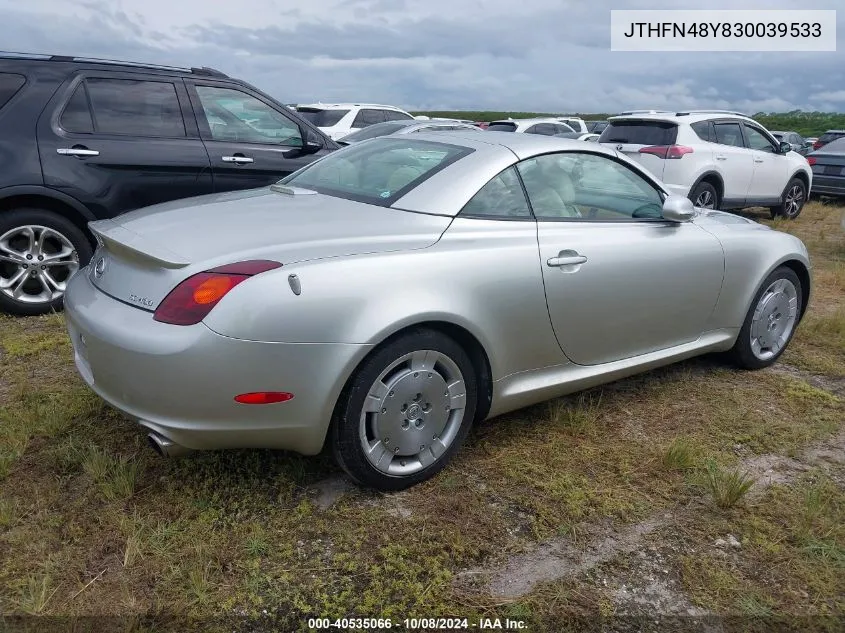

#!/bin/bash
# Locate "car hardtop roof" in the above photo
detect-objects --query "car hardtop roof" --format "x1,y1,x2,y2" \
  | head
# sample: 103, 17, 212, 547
0, 51, 228, 78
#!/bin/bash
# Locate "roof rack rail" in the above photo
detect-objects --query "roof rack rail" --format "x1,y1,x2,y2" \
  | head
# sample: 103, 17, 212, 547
0, 52, 228, 78
674, 110, 749, 117
618, 109, 674, 115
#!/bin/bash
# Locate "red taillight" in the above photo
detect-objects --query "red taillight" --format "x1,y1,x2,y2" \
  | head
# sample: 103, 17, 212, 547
638, 145, 694, 159
807, 156, 816, 166
813, 141, 823, 150
153, 260, 281, 326
234, 392, 294, 405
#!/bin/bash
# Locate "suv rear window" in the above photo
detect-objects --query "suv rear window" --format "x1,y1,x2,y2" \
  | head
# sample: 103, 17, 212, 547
296, 108, 349, 127
599, 121, 678, 145
0, 73, 26, 110
487, 122, 517, 132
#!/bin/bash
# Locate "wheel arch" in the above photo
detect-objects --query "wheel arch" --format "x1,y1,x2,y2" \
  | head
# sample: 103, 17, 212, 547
690, 171, 724, 204
0, 187, 95, 246
779, 259, 811, 323
787, 169, 810, 194
326, 319, 494, 449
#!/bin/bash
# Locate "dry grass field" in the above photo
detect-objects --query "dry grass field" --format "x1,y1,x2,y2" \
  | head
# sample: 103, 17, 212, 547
0, 200, 843, 632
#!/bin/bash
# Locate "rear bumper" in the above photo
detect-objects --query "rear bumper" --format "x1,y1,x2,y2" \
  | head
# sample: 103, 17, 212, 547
64, 270, 371, 454
809, 176, 845, 197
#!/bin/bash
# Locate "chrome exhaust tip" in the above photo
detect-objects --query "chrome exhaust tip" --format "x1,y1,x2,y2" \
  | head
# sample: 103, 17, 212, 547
147, 432, 194, 458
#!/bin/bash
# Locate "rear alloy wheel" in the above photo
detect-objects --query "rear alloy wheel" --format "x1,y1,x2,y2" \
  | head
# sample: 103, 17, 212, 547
770, 178, 806, 219
332, 328, 477, 490
728, 266, 802, 370
689, 181, 718, 210
0, 209, 93, 316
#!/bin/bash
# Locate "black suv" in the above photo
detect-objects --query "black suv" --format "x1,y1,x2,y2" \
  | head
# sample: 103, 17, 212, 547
0, 53, 338, 315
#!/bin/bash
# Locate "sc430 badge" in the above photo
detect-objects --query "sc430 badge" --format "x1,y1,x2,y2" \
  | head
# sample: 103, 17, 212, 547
128, 294, 154, 308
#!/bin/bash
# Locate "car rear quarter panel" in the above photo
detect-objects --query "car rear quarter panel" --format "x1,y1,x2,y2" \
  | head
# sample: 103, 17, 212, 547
700, 221, 811, 330
202, 217, 568, 382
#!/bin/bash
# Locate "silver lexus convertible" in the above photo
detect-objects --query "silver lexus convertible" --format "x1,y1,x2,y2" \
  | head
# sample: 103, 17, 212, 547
64, 132, 812, 490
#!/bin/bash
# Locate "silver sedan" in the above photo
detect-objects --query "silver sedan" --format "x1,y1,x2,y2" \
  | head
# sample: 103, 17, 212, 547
64, 133, 812, 490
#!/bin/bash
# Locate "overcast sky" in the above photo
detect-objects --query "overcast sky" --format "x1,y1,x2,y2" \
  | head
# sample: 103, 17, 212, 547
0, 0, 842, 113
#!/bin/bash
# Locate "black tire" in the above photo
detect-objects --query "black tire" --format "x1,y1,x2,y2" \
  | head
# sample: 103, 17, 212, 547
331, 328, 478, 491
727, 266, 802, 370
769, 177, 806, 220
688, 181, 719, 210
0, 208, 93, 316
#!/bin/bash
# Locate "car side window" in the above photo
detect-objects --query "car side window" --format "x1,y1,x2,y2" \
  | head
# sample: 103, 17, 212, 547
518, 152, 664, 221
714, 122, 744, 148
383, 110, 412, 122
460, 166, 531, 219
691, 120, 714, 142
60, 83, 94, 134
744, 125, 776, 153
85, 78, 186, 138
194, 86, 303, 146
352, 109, 386, 128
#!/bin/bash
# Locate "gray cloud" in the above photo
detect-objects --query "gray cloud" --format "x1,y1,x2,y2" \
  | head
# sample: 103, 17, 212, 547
0, 0, 843, 114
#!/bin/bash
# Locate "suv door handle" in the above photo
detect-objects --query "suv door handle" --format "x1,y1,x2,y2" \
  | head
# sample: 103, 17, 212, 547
715, 154, 727, 160
547, 254, 588, 268
57, 147, 99, 157
222, 155, 254, 164
754, 157, 765, 163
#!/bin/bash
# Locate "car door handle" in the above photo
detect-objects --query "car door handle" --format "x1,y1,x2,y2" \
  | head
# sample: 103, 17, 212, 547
57, 147, 99, 157
715, 154, 727, 160
547, 254, 588, 267
754, 158, 765, 163
222, 155, 254, 164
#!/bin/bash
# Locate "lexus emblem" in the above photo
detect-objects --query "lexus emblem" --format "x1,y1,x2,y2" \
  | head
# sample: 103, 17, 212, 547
94, 257, 106, 278
616, 144, 624, 151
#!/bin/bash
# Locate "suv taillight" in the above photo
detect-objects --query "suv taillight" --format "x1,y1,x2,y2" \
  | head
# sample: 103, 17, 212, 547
638, 145, 694, 159
153, 260, 282, 326
807, 157, 816, 166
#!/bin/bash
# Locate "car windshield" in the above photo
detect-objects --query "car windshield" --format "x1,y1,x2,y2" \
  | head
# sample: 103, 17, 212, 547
279, 138, 473, 205
340, 121, 414, 143
296, 108, 349, 127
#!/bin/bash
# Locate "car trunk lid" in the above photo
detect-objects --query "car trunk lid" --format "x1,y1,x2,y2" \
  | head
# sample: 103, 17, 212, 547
86, 186, 452, 311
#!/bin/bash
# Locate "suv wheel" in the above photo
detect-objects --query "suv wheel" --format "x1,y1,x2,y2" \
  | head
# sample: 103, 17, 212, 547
689, 181, 718, 210
0, 209, 93, 316
769, 178, 806, 220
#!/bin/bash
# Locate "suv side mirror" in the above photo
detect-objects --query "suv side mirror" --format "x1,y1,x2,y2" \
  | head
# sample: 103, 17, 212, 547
779, 141, 792, 154
283, 140, 323, 158
662, 195, 696, 222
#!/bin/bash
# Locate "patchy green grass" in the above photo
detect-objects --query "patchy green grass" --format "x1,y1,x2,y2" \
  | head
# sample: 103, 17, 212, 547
0, 203, 842, 630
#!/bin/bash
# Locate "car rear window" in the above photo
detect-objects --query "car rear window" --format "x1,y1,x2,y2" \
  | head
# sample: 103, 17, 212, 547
819, 131, 845, 143
279, 138, 473, 206
487, 122, 517, 132
599, 121, 678, 145
296, 108, 349, 127
0, 73, 26, 111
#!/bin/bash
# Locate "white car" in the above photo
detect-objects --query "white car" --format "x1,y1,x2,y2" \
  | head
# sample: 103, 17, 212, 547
487, 118, 575, 136
600, 110, 813, 219
295, 103, 415, 140
555, 116, 589, 133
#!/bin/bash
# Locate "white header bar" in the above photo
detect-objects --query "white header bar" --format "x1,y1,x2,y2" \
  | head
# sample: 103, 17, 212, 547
610, 10, 836, 52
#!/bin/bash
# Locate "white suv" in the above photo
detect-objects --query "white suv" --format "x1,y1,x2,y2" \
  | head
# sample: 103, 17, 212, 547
295, 103, 415, 140
487, 118, 575, 135
599, 110, 812, 219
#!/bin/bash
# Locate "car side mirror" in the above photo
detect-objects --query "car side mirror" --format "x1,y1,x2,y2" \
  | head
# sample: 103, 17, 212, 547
662, 195, 696, 222
779, 141, 792, 154
283, 141, 323, 158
